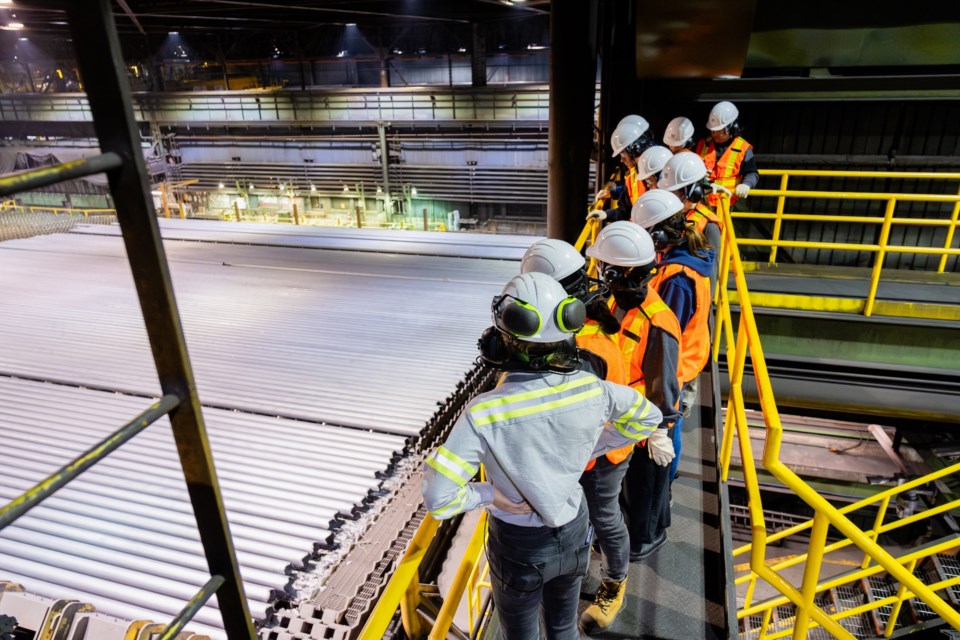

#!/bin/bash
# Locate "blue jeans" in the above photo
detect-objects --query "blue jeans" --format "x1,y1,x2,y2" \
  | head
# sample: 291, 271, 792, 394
487, 499, 592, 640
669, 416, 684, 482
579, 452, 633, 581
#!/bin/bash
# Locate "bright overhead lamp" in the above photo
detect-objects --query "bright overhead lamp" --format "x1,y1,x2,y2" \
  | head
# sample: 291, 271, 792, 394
168, 31, 179, 35
218, 182, 225, 189
2, 22, 25, 30
310, 184, 317, 192
346, 22, 357, 26
410, 187, 418, 197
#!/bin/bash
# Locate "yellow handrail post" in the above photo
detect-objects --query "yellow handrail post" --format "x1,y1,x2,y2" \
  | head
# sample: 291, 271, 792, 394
937, 184, 960, 273
720, 316, 749, 482
864, 198, 897, 317
400, 574, 424, 639
428, 512, 488, 640
884, 557, 918, 638
159, 182, 170, 219
862, 494, 891, 569
792, 512, 830, 639
758, 607, 773, 640
768, 174, 789, 264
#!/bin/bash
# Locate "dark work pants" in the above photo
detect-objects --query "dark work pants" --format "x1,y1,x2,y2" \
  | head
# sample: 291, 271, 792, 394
622, 428, 673, 548
579, 452, 633, 582
486, 500, 592, 640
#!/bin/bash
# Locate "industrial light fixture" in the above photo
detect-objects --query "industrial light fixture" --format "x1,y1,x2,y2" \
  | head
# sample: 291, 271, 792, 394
2, 22, 24, 30
457, 47, 467, 53
168, 31, 179, 35
336, 50, 347, 58
0, 1, 14, 5
342, 185, 349, 193
218, 182, 225, 189
376, 186, 383, 194
310, 184, 317, 192
527, 44, 546, 50
346, 22, 357, 26
411, 187, 417, 197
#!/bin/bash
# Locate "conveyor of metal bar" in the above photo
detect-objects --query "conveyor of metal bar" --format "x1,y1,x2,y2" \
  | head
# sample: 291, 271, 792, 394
0, 223, 524, 639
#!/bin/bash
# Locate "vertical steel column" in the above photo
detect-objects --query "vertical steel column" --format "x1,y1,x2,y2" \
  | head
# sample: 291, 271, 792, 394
597, 0, 636, 189
547, 0, 599, 242
377, 122, 392, 213
63, 1, 256, 638
470, 23, 487, 88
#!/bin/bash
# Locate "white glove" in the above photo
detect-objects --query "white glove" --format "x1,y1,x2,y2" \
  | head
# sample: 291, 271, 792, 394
735, 184, 751, 199
711, 183, 732, 196
586, 209, 607, 221
648, 428, 675, 467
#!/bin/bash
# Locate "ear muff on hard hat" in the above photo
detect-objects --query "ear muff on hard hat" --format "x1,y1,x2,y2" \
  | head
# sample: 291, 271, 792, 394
555, 296, 587, 333
495, 295, 543, 338
684, 181, 706, 204
650, 213, 688, 252
478, 326, 510, 366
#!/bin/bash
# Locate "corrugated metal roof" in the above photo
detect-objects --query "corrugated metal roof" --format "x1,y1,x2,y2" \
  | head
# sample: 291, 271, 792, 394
0, 223, 525, 638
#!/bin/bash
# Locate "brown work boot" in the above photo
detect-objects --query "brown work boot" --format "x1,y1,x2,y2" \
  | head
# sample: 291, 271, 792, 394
579, 577, 627, 633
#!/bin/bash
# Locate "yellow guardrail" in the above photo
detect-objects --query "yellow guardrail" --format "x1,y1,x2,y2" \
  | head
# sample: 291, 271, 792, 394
742, 169, 960, 317
713, 191, 960, 638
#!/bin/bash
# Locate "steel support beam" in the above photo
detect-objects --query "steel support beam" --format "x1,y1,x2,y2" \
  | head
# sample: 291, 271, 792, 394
63, 1, 256, 637
597, 0, 636, 188
547, 0, 599, 242
470, 23, 486, 88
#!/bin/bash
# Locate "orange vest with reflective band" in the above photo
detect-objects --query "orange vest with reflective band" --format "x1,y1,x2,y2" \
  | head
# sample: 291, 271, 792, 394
611, 291, 682, 393
651, 262, 711, 384
577, 324, 633, 469
686, 202, 723, 235
625, 166, 646, 205
697, 136, 751, 206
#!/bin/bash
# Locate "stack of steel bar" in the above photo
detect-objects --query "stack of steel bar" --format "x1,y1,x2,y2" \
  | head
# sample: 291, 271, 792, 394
0, 222, 526, 638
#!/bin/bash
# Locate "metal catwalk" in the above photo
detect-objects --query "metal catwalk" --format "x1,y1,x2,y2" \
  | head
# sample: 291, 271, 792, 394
0, 222, 525, 638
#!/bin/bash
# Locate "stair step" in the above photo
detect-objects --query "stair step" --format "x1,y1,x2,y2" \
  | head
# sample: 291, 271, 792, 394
863, 574, 901, 635
830, 584, 873, 639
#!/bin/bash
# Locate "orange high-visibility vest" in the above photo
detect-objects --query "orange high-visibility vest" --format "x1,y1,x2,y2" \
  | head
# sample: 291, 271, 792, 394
686, 202, 723, 236
651, 262, 711, 384
577, 324, 633, 469
625, 166, 646, 205
610, 291, 681, 393
697, 136, 752, 206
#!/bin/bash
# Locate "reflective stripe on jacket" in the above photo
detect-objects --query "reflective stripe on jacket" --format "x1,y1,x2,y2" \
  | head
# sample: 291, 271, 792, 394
697, 136, 752, 205
651, 263, 711, 383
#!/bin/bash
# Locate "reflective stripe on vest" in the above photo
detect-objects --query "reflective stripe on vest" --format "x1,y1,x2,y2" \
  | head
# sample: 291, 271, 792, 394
697, 137, 751, 190
686, 203, 724, 235
577, 323, 633, 469
612, 294, 679, 393
625, 166, 646, 205
651, 262, 711, 383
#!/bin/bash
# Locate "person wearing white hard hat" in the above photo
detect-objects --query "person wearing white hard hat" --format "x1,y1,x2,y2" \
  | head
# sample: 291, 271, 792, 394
632, 190, 715, 484
663, 116, 696, 154
657, 152, 723, 297
424, 272, 663, 639
695, 101, 759, 205
589, 115, 656, 224
636, 145, 673, 192
585, 222, 681, 564
522, 239, 636, 633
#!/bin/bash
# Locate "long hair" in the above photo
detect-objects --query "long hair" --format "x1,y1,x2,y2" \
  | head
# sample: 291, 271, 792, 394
683, 220, 712, 255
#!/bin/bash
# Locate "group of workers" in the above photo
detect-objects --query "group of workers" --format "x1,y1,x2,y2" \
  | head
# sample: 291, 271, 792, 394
422, 101, 756, 639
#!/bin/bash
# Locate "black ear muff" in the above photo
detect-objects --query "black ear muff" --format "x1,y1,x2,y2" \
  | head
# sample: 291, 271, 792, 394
478, 326, 510, 365
727, 121, 742, 138
650, 228, 670, 252
497, 298, 543, 337
555, 296, 586, 333
686, 182, 705, 204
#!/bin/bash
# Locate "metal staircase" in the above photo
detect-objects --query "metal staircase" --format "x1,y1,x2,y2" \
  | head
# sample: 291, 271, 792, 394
740, 548, 960, 639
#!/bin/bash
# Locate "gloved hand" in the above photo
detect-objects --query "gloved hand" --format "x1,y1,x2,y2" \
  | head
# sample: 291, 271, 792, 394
648, 428, 675, 467
586, 209, 607, 221
711, 183, 732, 195
735, 184, 751, 199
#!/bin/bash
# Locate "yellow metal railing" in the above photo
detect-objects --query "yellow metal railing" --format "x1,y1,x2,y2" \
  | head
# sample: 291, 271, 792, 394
737, 169, 960, 317
713, 191, 960, 638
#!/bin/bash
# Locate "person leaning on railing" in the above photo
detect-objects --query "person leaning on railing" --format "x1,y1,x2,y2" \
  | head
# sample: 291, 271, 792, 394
422, 272, 664, 640
695, 101, 759, 207
632, 190, 715, 486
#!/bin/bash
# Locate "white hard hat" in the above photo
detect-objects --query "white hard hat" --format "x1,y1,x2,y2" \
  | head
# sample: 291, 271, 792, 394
707, 101, 738, 131
493, 272, 585, 343
663, 116, 695, 147
636, 146, 673, 180
585, 221, 656, 268
631, 189, 684, 229
610, 118, 649, 157
617, 114, 650, 133
657, 152, 707, 192
521, 238, 585, 282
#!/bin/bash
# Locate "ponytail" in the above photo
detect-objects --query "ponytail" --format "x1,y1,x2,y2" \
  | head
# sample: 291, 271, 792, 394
684, 221, 712, 255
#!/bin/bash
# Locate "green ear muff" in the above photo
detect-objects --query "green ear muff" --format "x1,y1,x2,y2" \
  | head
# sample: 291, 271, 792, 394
555, 296, 586, 333
499, 298, 543, 337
